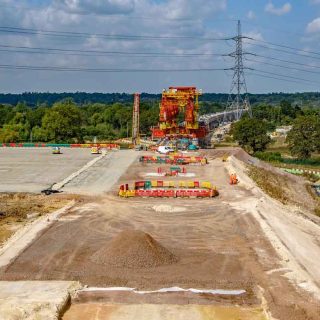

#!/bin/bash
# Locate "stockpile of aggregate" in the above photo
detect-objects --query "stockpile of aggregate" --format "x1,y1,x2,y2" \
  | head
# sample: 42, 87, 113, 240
92, 230, 177, 268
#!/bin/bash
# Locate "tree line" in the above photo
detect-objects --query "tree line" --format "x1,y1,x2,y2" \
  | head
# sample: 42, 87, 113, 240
0, 99, 158, 143
1, 92, 320, 107
0, 98, 225, 143
232, 101, 320, 159
1, 96, 319, 159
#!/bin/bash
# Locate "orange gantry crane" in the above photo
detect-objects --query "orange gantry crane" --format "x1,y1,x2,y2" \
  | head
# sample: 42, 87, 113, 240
151, 86, 207, 139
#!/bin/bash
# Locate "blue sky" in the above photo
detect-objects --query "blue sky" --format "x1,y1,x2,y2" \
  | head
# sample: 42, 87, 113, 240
1, 0, 320, 93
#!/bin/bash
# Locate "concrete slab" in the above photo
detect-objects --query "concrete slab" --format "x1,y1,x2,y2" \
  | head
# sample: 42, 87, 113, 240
0, 281, 81, 320
61, 150, 138, 195
0, 148, 94, 193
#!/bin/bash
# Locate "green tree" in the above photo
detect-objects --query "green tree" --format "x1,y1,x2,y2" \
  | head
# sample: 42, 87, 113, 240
0, 123, 29, 142
31, 126, 48, 142
27, 106, 47, 129
286, 115, 320, 159
0, 104, 14, 126
231, 118, 271, 152
41, 100, 82, 143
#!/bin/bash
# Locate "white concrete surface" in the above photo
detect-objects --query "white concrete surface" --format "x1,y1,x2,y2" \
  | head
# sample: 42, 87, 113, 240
0, 148, 94, 193
62, 150, 138, 195
0, 281, 81, 320
52, 152, 107, 190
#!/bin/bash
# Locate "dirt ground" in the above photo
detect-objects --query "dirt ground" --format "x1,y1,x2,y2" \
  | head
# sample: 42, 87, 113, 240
0, 193, 78, 244
63, 303, 268, 320
1, 150, 319, 319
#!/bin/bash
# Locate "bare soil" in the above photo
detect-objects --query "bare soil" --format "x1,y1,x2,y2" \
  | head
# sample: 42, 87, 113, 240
0, 193, 78, 244
1, 148, 319, 320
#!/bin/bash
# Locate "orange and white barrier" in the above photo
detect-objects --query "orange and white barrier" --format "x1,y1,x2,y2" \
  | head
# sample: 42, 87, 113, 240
118, 180, 219, 198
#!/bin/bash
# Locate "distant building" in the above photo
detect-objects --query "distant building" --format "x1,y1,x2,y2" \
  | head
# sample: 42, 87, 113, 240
270, 126, 292, 138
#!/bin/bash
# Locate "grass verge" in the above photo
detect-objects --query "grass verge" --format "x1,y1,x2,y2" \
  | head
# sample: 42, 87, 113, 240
248, 166, 289, 204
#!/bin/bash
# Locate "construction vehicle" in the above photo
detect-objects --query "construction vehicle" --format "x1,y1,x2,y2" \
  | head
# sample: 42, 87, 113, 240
52, 147, 61, 154
91, 146, 101, 154
157, 146, 175, 154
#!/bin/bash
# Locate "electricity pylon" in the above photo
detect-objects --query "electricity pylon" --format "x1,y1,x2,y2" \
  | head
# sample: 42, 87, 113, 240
224, 20, 251, 122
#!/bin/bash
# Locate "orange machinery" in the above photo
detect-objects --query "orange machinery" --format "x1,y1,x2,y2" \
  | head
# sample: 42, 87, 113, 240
151, 87, 207, 139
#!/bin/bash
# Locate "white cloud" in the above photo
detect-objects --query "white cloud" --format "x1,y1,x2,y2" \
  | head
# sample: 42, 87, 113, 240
265, 2, 292, 16
0, 0, 233, 92
243, 31, 264, 49
0, 0, 228, 68
247, 10, 255, 20
306, 17, 320, 33
53, 0, 135, 15
153, 0, 227, 20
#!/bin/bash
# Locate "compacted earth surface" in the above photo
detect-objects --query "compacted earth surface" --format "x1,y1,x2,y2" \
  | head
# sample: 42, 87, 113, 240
0, 148, 319, 319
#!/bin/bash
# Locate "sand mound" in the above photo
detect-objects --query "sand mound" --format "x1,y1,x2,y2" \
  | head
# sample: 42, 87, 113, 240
92, 230, 177, 268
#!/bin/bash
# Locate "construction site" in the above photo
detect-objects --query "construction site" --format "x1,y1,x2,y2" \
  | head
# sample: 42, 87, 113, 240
0, 85, 319, 320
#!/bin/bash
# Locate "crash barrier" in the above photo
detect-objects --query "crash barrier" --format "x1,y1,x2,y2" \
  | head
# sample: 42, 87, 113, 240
283, 168, 320, 177
1, 143, 120, 150
157, 167, 187, 176
139, 155, 207, 165
119, 180, 219, 198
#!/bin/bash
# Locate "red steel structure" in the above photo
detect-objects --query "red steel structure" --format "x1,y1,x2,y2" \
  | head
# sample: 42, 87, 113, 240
132, 93, 140, 145
151, 87, 207, 139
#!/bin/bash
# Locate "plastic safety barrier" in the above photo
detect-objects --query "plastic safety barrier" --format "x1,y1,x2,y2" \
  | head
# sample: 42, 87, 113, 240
119, 180, 219, 198
201, 181, 212, 189
139, 155, 207, 165
2, 143, 120, 149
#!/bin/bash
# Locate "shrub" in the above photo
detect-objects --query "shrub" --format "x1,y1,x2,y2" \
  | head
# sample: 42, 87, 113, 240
254, 151, 283, 162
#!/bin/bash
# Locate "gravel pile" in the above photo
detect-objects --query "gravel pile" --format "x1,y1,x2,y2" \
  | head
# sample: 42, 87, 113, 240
92, 230, 177, 268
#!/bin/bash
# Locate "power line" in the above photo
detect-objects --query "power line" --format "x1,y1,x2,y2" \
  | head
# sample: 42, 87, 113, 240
253, 69, 320, 84
245, 41, 320, 61
0, 44, 229, 58
242, 20, 307, 39
0, 48, 224, 59
246, 57, 320, 75
248, 37, 320, 57
254, 53, 320, 70
247, 72, 306, 85
0, 26, 233, 41
0, 64, 232, 73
